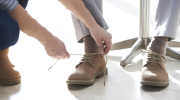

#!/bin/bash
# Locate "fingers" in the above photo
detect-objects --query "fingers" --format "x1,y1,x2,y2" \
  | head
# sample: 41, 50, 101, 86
96, 35, 112, 55
96, 40, 104, 56
58, 52, 70, 60
51, 56, 56, 59
104, 33, 112, 55
64, 51, 70, 58
45, 36, 71, 60
51, 51, 70, 60
98, 40, 112, 55
58, 56, 65, 60
91, 28, 112, 55
51, 56, 62, 60
104, 39, 112, 55
104, 43, 111, 55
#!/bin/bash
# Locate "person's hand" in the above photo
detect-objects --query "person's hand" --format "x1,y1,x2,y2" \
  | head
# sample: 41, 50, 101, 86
90, 25, 112, 56
44, 36, 70, 60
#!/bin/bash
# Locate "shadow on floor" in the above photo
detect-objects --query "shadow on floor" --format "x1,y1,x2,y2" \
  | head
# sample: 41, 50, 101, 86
0, 84, 21, 100
67, 84, 91, 91
141, 85, 166, 92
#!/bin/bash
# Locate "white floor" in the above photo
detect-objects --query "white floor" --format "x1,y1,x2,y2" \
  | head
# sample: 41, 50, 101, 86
1, 0, 180, 100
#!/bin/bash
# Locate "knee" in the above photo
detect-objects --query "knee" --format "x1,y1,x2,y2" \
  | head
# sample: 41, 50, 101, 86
0, 18, 20, 46
10, 22, 20, 46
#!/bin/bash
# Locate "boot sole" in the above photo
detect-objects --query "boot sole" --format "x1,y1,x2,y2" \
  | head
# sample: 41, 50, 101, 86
66, 67, 108, 85
0, 76, 21, 86
140, 80, 169, 87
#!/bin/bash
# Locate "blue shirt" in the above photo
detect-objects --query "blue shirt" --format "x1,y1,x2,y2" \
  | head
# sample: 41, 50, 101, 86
0, 0, 18, 12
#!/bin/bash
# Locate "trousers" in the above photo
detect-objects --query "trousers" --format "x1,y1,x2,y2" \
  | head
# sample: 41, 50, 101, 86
71, 0, 109, 43
155, 0, 180, 39
0, 0, 28, 50
72, 0, 180, 43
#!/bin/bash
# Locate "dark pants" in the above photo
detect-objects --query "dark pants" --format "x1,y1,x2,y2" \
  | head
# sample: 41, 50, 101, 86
0, 0, 28, 50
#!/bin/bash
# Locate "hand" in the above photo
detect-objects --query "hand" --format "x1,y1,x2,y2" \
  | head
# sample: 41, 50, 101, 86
90, 25, 112, 55
44, 36, 70, 60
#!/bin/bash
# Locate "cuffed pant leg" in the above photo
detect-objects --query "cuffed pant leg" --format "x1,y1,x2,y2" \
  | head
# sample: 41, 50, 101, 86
71, 0, 109, 43
155, 0, 180, 40
0, 9, 20, 50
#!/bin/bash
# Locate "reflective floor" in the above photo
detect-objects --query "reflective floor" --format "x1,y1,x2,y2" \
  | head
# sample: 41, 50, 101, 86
0, 0, 180, 100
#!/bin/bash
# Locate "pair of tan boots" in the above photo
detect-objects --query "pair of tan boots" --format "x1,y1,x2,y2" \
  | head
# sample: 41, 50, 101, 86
0, 48, 168, 87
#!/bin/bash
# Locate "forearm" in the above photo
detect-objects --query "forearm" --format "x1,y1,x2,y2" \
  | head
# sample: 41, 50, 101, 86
9, 4, 53, 46
58, 0, 99, 31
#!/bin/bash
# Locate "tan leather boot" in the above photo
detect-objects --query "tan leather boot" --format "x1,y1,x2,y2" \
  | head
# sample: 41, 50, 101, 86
0, 48, 21, 86
66, 53, 108, 85
141, 50, 169, 87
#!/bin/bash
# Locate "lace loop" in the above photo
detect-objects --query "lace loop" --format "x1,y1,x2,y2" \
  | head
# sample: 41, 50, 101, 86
141, 50, 166, 69
76, 53, 98, 68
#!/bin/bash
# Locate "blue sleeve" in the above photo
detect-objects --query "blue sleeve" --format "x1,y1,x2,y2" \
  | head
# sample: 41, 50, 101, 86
0, 0, 18, 12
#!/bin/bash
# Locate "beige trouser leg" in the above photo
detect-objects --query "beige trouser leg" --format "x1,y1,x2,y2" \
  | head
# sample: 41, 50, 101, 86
155, 0, 180, 40
71, 0, 109, 43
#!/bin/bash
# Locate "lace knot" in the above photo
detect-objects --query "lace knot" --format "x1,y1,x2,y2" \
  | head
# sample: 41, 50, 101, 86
142, 50, 166, 70
77, 53, 95, 67
142, 50, 166, 63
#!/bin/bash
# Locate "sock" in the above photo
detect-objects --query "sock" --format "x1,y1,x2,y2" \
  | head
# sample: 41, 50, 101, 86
148, 36, 169, 56
83, 35, 99, 53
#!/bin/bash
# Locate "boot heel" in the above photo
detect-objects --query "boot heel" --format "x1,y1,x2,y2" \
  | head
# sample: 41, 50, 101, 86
97, 68, 108, 78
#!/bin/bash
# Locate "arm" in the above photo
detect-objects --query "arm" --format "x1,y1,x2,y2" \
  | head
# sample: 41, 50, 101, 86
9, 4, 70, 59
58, 0, 97, 32
8, 4, 52, 45
58, 0, 112, 55
1, 0, 49, 44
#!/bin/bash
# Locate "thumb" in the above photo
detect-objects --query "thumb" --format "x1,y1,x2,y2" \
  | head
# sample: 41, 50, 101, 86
92, 36, 104, 56
65, 51, 70, 58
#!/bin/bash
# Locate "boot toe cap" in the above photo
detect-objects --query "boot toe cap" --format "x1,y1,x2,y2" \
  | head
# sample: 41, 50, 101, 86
68, 71, 92, 80
0, 67, 20, 80
142, 70, 169, 82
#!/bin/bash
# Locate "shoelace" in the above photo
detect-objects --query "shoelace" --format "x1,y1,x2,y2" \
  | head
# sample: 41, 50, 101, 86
75, 53, 96, 67
141, 50, 166, 69
48, 53, 107, 86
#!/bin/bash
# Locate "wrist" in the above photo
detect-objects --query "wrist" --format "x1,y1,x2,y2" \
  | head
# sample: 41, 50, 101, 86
89, 24, 101, 34
89, 23, 99, 31
33, 27, 54, 46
